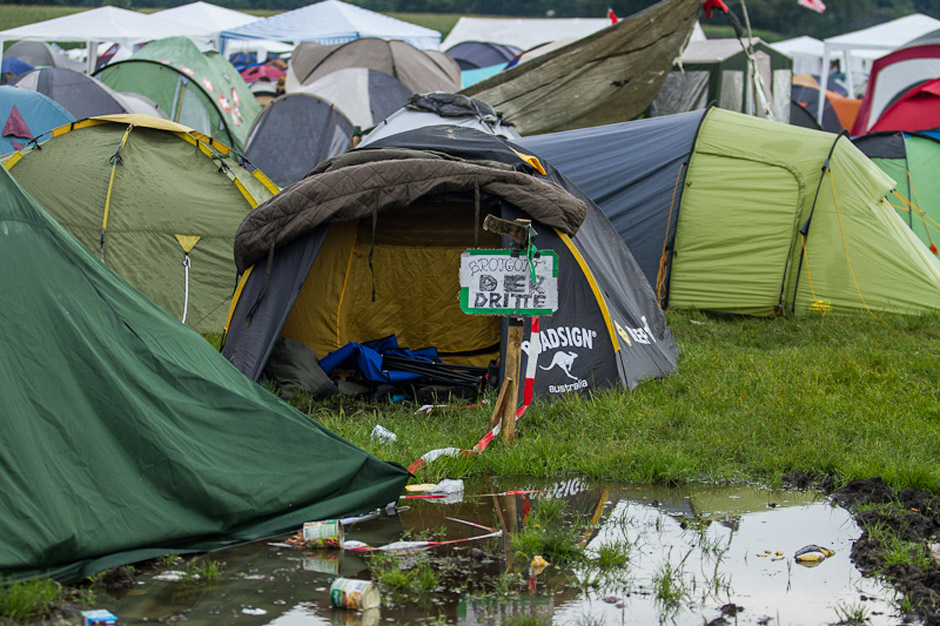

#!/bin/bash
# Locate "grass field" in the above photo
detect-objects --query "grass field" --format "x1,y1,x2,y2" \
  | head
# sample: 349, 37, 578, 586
0, 5, 461, 36
293, 310, 940, 494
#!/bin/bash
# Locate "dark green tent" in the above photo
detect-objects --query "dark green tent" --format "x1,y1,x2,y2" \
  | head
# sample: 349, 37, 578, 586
0, 166, 408, 582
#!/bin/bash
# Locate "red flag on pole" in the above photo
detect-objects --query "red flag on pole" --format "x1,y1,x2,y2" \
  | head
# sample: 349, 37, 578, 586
798, 0, 826, 13
608, 8, 619, 23
701, 0, 729, 19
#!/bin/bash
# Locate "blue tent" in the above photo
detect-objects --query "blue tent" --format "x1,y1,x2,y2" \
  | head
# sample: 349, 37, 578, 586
220, 0, 440, 52
0, 85, 75, 154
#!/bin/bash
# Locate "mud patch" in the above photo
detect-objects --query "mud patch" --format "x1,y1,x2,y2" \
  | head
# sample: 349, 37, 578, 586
832, 477, 940, 625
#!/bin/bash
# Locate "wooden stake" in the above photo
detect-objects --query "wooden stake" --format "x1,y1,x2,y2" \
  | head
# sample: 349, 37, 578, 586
502, 318, 524, 444
489, 375, 513, 429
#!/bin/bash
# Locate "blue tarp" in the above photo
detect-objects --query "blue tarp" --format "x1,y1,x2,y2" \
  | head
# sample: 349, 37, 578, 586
460, 63, 505, 88
220, 0, 441, 52
320, 336, 438, 384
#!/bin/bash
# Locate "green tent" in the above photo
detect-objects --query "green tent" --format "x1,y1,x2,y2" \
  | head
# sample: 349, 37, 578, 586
96, 37, 261, 152
853, 131, 940, 252
4, 115, 277, 333
669, 109, 939, 316
519, 107, 940, 317
0, 165, 408, 583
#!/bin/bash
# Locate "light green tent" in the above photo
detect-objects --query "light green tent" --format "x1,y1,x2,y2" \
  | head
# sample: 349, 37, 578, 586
520, 107, 940, 317
96, 37, 261, 152
669, 109, 940, 316
4, 115, 277, 332
0, 164, 408, 582
853, 131, 940, 251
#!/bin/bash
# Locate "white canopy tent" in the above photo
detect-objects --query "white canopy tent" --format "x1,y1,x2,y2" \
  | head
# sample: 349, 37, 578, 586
770, 36, 826, 75
154, 2, 257, 49
818, 12, 940, 122
442, 17, 610, 51
0, 6, 208, 74
219, 0, 441, 53
442, 16, 704, 54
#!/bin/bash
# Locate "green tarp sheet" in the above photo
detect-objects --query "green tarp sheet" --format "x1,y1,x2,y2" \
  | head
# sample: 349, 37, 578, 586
0, 166, 408, 582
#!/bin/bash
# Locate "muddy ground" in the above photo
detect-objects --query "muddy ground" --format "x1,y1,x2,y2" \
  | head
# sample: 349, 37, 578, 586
785, 473, 940, 625
20, 474, 940, 625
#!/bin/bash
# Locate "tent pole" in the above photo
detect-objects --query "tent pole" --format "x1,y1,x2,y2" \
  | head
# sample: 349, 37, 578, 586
817, 44, 831, 124
86, 40, 98, 75
845, 49, 855, 97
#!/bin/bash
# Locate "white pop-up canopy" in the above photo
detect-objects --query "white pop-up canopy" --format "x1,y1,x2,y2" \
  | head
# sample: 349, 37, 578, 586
219, 0, 441, 52
442, 17, 611, 51
818, 13, 940, 121
155, 2, 257, 48
0, 6, 208, 73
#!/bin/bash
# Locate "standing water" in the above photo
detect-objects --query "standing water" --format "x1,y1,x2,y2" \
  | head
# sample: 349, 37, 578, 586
98, 480, 899, 625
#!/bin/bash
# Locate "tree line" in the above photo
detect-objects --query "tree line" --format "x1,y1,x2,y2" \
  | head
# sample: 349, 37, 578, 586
40, 0, 940, 39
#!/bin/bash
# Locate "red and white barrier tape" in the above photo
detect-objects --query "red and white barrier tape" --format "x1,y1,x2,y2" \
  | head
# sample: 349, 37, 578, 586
407, 318, 540, 474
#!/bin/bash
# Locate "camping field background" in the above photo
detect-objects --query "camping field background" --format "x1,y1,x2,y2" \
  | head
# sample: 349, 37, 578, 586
0, 5, 460, 34
2, 0, 938, 500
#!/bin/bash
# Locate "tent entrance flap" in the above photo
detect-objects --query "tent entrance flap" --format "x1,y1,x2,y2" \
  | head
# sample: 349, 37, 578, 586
668, 152, 802, 316
280, 202, 502, 367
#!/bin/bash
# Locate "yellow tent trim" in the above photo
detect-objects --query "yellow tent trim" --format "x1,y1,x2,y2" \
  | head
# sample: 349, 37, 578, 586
2, 151, 23, 169
175, 127, 230, 155
253, 169, 280, 195
233, 177, 259, 208
557, 230, 619, 353
53, 118, 107, 138
508, 147, 547, 175
102, 124, 134, 235
224, 266, 253, 333
174, 234, 201, 253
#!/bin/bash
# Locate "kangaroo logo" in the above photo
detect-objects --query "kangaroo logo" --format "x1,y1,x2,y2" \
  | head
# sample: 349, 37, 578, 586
540, 350, 579, 380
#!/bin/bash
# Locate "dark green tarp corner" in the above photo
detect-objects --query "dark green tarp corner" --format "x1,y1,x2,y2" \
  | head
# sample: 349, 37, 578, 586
0, 166, 409, 583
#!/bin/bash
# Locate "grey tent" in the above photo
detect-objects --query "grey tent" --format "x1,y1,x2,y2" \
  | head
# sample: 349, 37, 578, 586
360, 92, 519, 147
294, 67, 412, 130
3, 40, 83, 72
285, 38, 460, 94
15, 67, 166, 120
222, 126, 678, 400
244, 92, 354, 188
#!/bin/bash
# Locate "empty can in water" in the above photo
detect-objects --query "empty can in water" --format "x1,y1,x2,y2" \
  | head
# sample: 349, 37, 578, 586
330, 577, 380, 610
303, 519, 343, 547
370, 425, 397, 443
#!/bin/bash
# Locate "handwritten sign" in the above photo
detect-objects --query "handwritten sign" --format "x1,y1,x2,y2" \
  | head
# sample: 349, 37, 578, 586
459, 249, 558, 316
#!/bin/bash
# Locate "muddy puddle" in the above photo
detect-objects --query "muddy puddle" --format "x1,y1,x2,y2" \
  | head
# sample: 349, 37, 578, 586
99, 479, 901, 625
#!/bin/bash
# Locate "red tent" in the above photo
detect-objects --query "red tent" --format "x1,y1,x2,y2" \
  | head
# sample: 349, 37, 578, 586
852, 32, 940, 135
240, 63, 286, 84
869, 77, 940, 132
